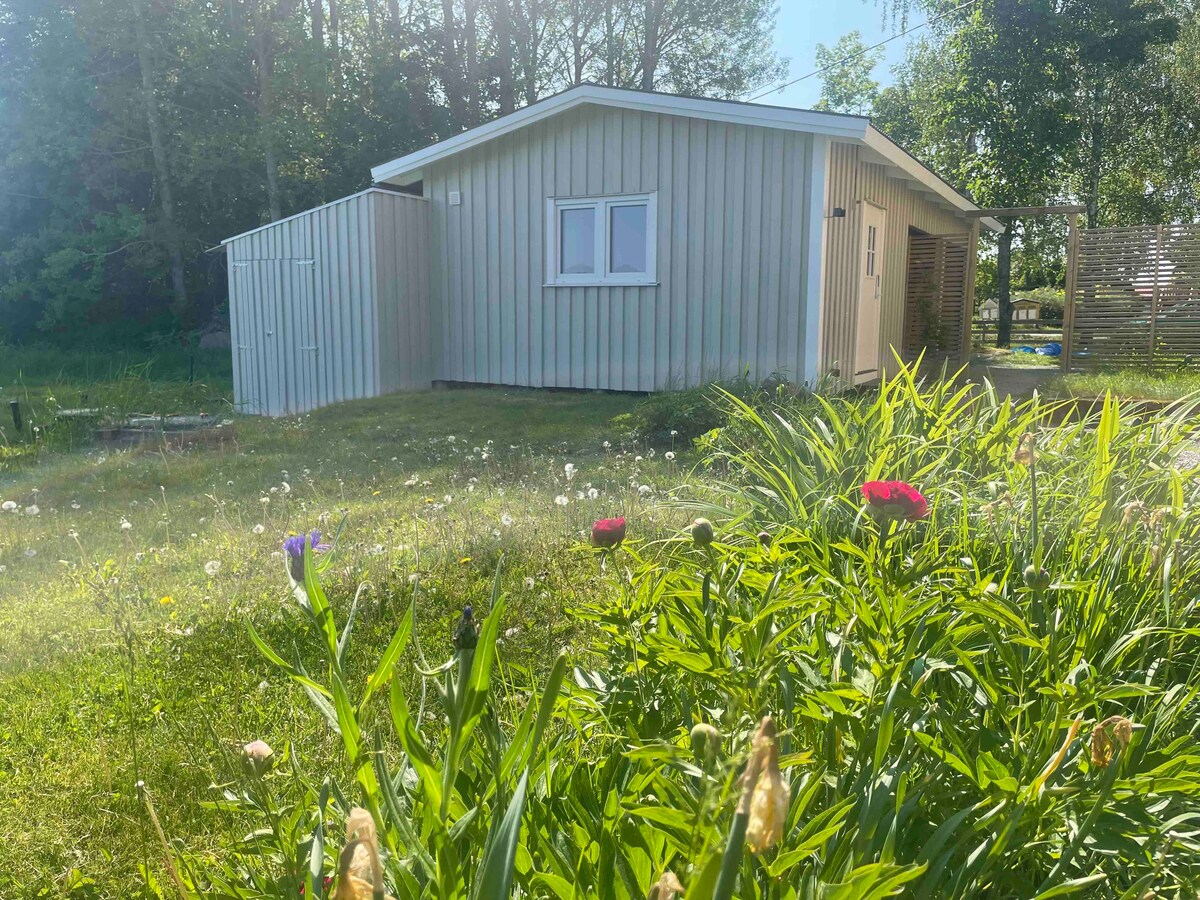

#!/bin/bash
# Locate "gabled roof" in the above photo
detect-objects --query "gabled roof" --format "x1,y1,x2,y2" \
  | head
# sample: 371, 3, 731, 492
371, 84, 1003, 233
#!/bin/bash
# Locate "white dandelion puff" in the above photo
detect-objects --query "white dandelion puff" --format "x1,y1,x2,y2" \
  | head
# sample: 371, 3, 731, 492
554, 495, 570, 506
204, 560, 221, 576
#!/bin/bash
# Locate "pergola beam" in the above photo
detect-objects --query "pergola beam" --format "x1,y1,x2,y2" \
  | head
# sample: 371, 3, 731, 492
964, 205, 1086, 218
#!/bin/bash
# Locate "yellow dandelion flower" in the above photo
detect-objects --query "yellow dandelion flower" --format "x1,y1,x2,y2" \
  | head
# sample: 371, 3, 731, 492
459, 556, 472, 565
160, 596, 174, 606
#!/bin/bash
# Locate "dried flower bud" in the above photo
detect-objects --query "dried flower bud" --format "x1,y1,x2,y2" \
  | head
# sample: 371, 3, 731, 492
745, 717, 788, 853
1023, 564, 1051, 591
1091, 715, 1133, 768
647, 871, 685, 900
1121, 501, 1148, 527
1013, 433, 1039, 466
690, 518, 715, 547
337, 807, 390, 900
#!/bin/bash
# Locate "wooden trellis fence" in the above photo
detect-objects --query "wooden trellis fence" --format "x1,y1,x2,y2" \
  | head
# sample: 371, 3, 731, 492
1064, 223, 1200, 370
902, 232, 975, 369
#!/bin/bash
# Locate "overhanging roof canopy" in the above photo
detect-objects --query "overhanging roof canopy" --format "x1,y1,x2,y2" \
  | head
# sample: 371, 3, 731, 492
370, 84, 1004, 233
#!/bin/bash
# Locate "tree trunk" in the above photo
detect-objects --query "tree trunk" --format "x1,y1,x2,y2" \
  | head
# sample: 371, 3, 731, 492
495, 0, 515, 113
131, 0, 188, 315
441, 0, 468, 124
328, 0, 340, 90
996, 220, 1015, 348
640, 0, 661, 90
367, 0, 377, 40
465, 0, 480, 124
251, 0, 282, 221
519, 0, 541, 104
1087, 77, 1104, 229
310, 0, 323, 47
604, 0, 615, 85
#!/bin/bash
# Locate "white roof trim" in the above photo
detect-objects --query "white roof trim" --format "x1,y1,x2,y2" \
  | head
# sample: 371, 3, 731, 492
221, 187, 427, 245
370, 84, 997, 230
370, 85, 868, 183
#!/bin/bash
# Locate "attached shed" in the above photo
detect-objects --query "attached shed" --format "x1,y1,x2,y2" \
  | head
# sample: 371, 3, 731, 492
224, 85, 1000, 415
224, 188, 430, 415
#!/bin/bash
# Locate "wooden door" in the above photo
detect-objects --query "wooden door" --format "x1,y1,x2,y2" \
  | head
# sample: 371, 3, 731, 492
854, 202, 887, 383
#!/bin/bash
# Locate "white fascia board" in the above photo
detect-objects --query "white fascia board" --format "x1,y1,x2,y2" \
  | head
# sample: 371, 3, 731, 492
220, 188, 427, 245
370, 85, 871, 184
862, 126, 1004, 233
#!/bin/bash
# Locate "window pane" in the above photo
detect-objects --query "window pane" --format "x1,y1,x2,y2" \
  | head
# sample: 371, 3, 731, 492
560, 208, 595, 275
609, 204, 647, 274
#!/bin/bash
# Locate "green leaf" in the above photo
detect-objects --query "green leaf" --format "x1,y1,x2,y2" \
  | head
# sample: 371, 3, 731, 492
472, 768, 529, 900
358, 604, 413, 715
389, 673, 443, 814
531, 873, 576, 900
1031, 873, 1108, 898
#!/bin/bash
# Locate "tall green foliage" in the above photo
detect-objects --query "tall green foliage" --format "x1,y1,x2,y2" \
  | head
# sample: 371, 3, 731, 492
174, 366, 1200, 898
0, 0, 783, 348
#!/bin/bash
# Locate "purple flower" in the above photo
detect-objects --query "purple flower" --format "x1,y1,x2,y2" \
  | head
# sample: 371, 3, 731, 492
284, 530, 331, 584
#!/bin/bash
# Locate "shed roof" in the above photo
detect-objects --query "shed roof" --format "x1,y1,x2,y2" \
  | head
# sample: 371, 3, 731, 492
370, 84, 1004, 233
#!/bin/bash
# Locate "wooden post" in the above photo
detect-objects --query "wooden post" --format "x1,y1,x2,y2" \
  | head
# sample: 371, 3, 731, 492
1148, 224, 1164, 367
962, 221, 980, 366
1061, 214, 1080, 373
9, 400, 21, 432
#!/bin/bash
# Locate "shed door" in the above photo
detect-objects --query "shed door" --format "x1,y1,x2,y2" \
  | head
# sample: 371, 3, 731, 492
234, 259, 316, 416
283, 259, 319, 413
233, 260, 289, 415
854, 202, 887, 383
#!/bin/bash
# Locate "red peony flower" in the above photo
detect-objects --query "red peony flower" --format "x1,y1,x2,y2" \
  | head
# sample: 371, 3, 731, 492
861, 480, 928, 522
591, 516, 627, 548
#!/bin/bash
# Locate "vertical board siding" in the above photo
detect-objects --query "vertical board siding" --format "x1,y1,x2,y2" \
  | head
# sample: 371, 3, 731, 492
820, 143, 972, 380
373, 191, 434, 391
424, 106, 815, 389
225, 189, 431, 415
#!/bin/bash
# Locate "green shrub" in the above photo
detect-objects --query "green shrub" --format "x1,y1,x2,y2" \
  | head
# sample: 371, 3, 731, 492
614, 374, 791, 447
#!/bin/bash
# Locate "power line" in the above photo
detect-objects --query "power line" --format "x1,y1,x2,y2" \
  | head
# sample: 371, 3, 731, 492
745, 0, 983, 104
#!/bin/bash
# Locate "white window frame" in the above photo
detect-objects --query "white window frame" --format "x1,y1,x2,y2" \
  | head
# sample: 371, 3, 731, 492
545, 192, 657, 286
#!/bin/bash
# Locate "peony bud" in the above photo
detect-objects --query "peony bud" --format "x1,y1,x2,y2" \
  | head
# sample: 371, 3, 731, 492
242, 739, 274, 775
1023, 564, 1051, 591
690, 722, 721, 762
690, 517, 715, 547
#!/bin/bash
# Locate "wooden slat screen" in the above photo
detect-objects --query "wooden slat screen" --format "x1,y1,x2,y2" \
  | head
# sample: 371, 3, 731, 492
1068, 223, 1200, 369
902, 233, 971, 368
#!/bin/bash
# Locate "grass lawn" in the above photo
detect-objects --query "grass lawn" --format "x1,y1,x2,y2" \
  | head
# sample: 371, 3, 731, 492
5, 359, 1200, 898
1050, 368, 1200, 403
0, 384, 689, 894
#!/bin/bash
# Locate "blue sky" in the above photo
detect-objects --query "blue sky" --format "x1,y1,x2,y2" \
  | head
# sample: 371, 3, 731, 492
762, 1, 927, 108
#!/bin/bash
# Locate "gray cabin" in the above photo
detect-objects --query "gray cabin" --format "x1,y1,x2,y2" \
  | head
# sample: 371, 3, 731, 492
223, 84, 1002, 416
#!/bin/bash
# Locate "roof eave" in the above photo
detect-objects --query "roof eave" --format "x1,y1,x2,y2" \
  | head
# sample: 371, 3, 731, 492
861, 126, 1001, 232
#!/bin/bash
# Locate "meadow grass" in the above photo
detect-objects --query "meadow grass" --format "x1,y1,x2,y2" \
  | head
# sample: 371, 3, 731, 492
0, 385, 690, 895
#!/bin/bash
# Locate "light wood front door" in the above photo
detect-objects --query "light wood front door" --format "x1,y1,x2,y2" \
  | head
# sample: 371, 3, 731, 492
854, 202, 887, 383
